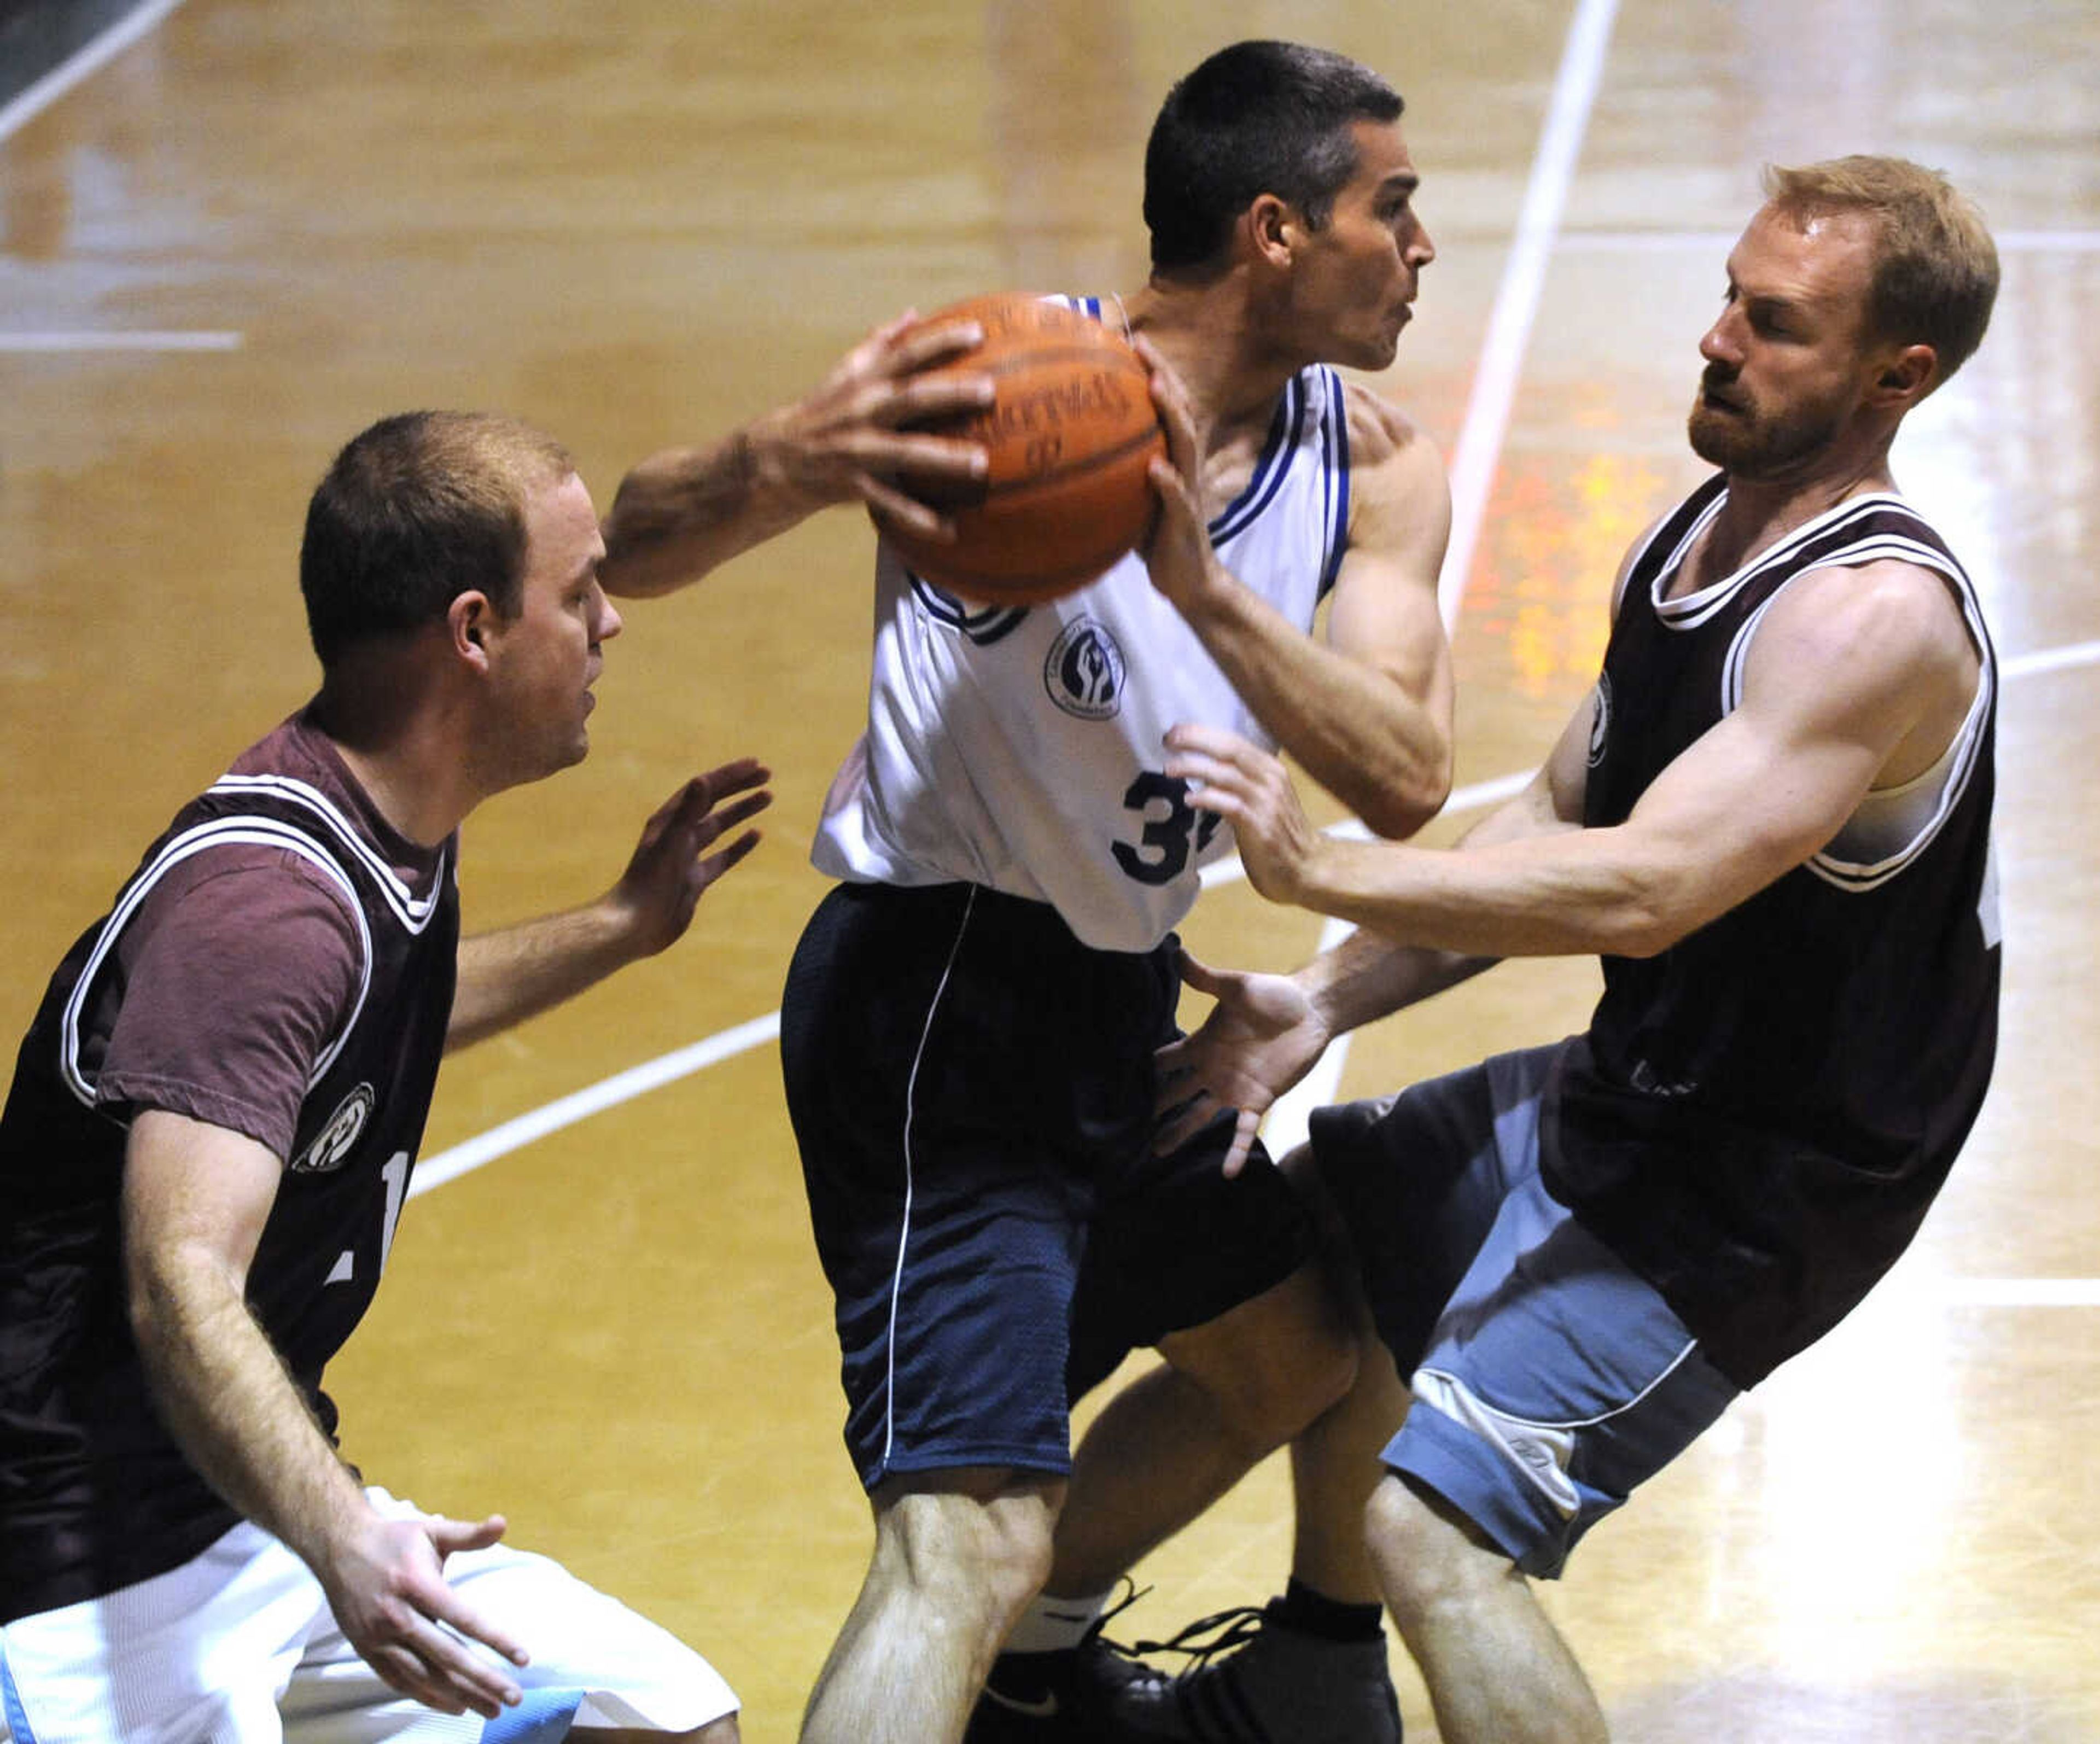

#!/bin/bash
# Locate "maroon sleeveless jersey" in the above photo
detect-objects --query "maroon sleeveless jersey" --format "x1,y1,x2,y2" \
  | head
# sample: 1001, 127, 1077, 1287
0, 719, 458, 1620
1540, 476, 2000, 1387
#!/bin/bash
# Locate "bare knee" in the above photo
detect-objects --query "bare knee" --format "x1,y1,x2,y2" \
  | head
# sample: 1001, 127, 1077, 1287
1364, 1471, 1516, 1628
1160, 1264, 1358, 1455
873, 1473, 1061, 1635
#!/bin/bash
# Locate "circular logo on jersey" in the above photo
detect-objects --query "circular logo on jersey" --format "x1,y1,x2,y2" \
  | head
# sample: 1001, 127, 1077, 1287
293, 1082, 375, 1174
1043, 618, 1127, 720
1587, 674, 1612, 768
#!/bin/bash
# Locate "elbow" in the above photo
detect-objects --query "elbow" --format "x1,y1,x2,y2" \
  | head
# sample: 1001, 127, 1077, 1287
596, 540, 679, 602
1357, 759, 1454, 843
1583, 854, 1702, 959
1603, 889, 1705, 960
125, 1259, 176, 1377
597, 492, 687, 600
1607, 915, 1679, 960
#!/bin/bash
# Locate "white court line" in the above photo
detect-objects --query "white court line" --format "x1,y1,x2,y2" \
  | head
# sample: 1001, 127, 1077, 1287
2, 3, 239, 357
0, 0, 189, 144
0, 330, 242, 352
1280, 0, 1621, 1152
409, 1013, 779, 1200
1435, 0, 1620, 634
2004, 639, 2100, 681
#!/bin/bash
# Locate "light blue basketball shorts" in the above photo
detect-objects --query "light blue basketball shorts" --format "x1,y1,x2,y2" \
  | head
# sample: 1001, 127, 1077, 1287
1311, 1041, 1741, 1578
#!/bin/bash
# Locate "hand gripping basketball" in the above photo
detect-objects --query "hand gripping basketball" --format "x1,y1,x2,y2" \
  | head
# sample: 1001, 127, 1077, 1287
875, 291, 1167, 604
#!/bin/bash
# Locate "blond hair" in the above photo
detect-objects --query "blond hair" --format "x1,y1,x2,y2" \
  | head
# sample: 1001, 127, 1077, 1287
1763, 156, 1999, 391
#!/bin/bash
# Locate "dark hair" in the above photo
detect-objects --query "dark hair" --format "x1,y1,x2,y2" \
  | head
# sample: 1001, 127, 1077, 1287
1144, 40, 1404, 273
299, 411, 574, 666
1763, 156, 1999, 390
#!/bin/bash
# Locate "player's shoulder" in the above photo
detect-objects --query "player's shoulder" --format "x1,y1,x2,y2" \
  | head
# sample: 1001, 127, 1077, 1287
1335, 382, 1453, 559
1336, 376, 1436, 468
1760, 553, 1981, 693
136, 839, 367, 950
1335, 376, 1448, 528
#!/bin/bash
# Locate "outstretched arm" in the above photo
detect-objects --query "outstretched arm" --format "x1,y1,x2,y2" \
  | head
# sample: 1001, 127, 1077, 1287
1153, 756, 1573, 1171
125, 1110, 530, 1718
1168, 557, 1981, 957
1141, 355, 1455, 838
599, 312, 994, 598
446, 759, 772, 1051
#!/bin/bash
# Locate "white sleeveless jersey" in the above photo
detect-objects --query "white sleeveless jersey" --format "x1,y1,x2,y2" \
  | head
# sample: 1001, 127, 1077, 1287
814, 322, 1351, 952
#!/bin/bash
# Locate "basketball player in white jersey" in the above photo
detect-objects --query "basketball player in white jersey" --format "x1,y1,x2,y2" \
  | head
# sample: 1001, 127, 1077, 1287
1153, 157, 2001, 1744
604, 39, 1455, 1744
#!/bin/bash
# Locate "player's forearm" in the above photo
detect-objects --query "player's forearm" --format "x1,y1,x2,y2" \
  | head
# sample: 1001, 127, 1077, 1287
1294, 924, 1497, 1036
1191, 581, 1451, 837
130, 1250, 371, 1570
1293, 825, 1689, 959
446, 901, 640, 1051
599, 423, 822, 598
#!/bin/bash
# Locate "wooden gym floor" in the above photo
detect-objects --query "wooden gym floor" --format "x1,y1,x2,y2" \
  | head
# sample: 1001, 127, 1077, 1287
3, 1, 2095, 1737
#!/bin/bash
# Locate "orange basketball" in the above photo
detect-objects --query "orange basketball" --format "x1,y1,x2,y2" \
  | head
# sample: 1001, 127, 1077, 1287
882, 292, 1166, 604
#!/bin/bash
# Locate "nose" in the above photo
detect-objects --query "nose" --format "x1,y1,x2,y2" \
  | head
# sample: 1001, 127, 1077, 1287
1699, 306, 1742, 368
593, 582, 623, 645
1405, 216, 1435, 269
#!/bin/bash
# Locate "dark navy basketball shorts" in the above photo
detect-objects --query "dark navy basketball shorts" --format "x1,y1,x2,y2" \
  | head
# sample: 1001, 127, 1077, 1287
780, 880, 1311, 1491
1312, 1042, 1740, 1578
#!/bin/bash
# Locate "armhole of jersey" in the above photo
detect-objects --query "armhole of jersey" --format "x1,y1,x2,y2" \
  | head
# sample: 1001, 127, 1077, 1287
1718, 548, 1996, 893
1317, 367, 1352, 603
58, 821, 375, 1108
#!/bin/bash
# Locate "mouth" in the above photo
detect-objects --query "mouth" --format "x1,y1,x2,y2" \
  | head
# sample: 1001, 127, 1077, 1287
1698, 374, 1743, 413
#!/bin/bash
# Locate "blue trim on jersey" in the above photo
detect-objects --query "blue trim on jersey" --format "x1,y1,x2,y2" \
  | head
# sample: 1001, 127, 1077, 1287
1319, 366, 1351, 602
1210, 377, 1304, 544
908, 575, 1030, 646
1060, 294, 1306, 550
0, 1642, 37, 1744
482, 1688, 585, 1743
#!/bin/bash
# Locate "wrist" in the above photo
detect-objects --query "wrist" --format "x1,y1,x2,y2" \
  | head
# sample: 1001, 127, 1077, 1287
593, 890, 660, 966
276, 1455, 377, 1576
737, 410, 821, 511
1298, 934, 1372, 1037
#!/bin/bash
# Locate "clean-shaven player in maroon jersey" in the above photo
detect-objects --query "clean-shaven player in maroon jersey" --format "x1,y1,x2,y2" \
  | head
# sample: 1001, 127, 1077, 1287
0, 334, 986, 1744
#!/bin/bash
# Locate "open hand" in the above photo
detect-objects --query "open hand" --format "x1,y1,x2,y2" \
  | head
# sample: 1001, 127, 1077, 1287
319, 1510, 527, 1719
1156, 949, 1332, 1176
610, 759, 774, 956
1163, 723, 1323, 907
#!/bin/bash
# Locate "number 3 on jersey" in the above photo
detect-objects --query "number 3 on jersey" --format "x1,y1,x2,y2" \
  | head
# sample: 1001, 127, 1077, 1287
1114, 770, 1222, 885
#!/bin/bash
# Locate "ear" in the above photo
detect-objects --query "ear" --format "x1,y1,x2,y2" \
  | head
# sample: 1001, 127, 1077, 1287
448, 591, 495, 669
1870, 342, 1937, 407
1243, 193, 1298, 270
